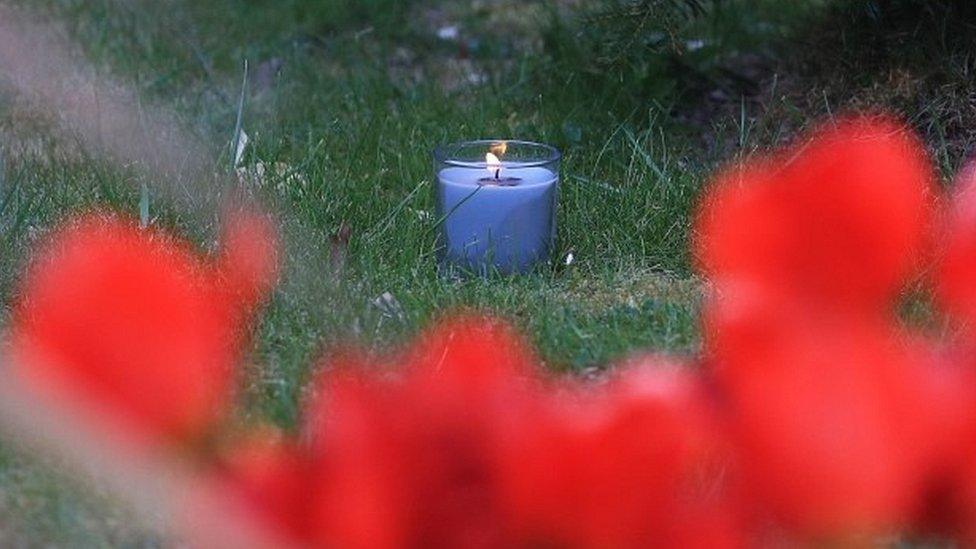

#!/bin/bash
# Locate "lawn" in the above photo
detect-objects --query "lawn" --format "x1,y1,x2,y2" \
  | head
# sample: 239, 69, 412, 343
0, 0, 972, 544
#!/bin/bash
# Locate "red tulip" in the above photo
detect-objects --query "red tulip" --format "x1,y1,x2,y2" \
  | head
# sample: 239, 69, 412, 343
294, 318, 743, 547
906, 350, 976, 539
8, 212, 276, 445
498, 359, 743, 548
713, 307, 937, 538
306, 316, 537, 548
694, 116, 948, 538
206, 429, 313, 545
937, 162, 976, 328
696, 115, 935, 314
927, 161, 976, 541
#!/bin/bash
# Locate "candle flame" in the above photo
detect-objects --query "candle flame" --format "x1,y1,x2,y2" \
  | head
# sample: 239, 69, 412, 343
485, 152, 502, 179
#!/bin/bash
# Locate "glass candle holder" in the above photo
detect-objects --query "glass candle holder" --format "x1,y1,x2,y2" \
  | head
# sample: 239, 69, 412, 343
433, 139, 560, 275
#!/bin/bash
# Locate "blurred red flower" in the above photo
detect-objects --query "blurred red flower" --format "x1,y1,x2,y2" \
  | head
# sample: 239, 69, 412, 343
206, 429, 313, 546
208, 317, 744, 547
938, 163, 976, 328
717, 313, 935, 536
696, 115, 935, 316
695, 116, 950, 539
8, 212, 276, 445
307, 316, 535, 548
498, 359, 743, 548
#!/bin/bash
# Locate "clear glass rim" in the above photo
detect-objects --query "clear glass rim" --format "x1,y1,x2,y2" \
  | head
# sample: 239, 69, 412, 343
434, 139, 561, 168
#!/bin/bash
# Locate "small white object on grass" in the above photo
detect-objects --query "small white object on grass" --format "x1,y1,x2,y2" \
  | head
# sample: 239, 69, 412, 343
372, 291, 404, 321
236, 161, 309, 192
410, 208, 432, 222
234, 129, 250, 168
437, 25, 459, 40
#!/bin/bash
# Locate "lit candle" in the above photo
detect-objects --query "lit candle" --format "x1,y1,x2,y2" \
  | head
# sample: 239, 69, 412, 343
434, 140, 560, 274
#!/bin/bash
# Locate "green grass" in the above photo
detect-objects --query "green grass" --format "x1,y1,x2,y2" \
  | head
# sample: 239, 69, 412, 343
3, 0, 717, 417
2, 0, 966, 544
0, 0, 722, 542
